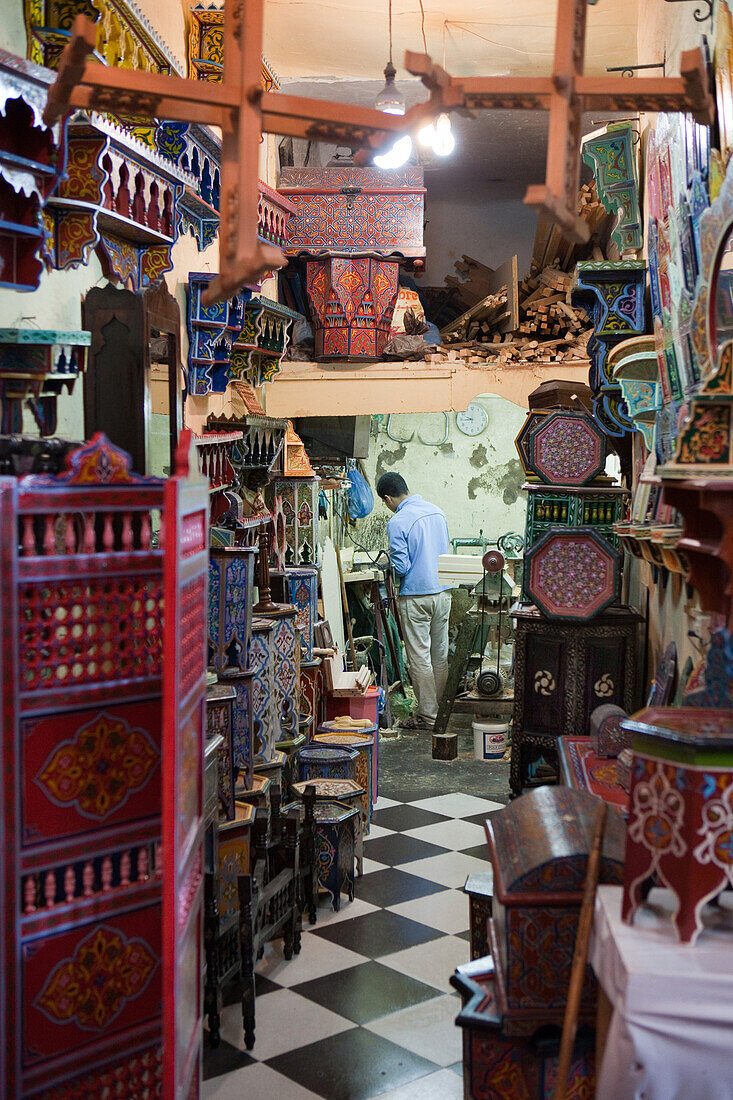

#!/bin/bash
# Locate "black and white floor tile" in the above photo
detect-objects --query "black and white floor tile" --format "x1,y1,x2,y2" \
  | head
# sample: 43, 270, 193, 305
203, 790, 504, 1100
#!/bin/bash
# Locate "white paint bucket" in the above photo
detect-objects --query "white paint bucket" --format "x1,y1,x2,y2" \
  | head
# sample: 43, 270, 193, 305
472, 720, 508, 761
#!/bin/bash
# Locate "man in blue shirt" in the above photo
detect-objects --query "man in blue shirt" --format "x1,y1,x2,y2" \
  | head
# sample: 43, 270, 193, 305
377, 472, 451, 731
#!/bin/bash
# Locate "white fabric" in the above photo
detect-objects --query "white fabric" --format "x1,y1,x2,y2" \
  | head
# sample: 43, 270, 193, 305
399, 591, 451, 724
590, 886, 733, 1100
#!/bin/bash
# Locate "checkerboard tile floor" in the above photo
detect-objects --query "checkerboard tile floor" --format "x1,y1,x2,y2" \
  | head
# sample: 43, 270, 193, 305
203, 791, 504, 1100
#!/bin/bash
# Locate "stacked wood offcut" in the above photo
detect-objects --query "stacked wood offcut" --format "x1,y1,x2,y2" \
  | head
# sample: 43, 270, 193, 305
427, 180, 616, 367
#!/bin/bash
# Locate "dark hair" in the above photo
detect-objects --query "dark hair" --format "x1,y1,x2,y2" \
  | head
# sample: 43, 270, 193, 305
377, 472, 409, 499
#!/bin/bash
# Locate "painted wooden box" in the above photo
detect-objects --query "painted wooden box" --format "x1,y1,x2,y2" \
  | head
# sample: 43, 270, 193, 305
590, 703, 630, 758
279, 166, 426, 259
486, 787, 626, 1023
208, 546, 257, 673
621, 706, 733, 945
511, 603, 642, 796
206, 682, 237, 819
286, 565, 319, 661
312, 800, 359, 911
260, 607, 300, 743
246, 618, 278, 764
452, 956, 596, 1099
267, 478, 319, 566
218, 669, 255, 789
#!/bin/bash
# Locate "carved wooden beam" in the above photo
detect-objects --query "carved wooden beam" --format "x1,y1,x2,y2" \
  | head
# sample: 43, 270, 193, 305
405, 0, 714, 246
44, 8, 462, 301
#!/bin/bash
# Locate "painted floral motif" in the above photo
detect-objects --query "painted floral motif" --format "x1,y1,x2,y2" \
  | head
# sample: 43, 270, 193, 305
530, 414, 604, 486
36, 712, 158, 821
529, 531, 617, 618
694, 783, 733, 884
628, 760, 687, 860
677, 403, 731, 464
36, 926, 157, 1031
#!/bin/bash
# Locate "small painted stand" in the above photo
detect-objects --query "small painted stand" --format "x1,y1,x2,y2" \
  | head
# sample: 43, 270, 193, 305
291, 778, 367, 875
298, 743, 359, 784
620, 706, 733, 944
247, 617, 278, 763
314, 725, 377, 833
312, 801, 358, 911
219, 668, 255, 789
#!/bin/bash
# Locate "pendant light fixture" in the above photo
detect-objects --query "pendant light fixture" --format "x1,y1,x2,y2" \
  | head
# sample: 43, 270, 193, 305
375, 0, 406, 116
373, 0, 412, 168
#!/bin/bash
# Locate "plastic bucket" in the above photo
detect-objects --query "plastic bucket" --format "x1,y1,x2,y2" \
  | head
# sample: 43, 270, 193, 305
472, 721, 508, 761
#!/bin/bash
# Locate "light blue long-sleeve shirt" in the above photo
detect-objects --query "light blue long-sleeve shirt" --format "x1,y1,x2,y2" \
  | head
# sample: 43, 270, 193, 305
386, 494, 450, 596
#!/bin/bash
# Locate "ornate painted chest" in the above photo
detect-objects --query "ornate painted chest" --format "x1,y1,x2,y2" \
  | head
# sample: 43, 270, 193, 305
452, 956, 596, 1100
278, 166, 426, 259
486, 787, 626, 1024
511, 603, 642, 795
523, 483, 629, 552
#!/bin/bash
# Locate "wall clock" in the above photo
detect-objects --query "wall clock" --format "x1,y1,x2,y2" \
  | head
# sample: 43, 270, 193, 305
456, 402, 489, 436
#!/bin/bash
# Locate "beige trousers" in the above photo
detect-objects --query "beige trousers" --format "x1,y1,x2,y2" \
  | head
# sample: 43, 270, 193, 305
398, 591, 451, 725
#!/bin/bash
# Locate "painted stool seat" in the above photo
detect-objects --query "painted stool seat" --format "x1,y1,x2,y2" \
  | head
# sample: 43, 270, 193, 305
291, 778, 366, 874
621, 706, 733, 944
298, 743, 359, 784
312, 800, 359, 911
314, 725, 377, 832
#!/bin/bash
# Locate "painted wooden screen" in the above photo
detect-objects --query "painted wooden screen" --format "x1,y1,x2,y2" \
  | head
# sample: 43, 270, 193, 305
162, 433, 209, 1099
0, 434, 166, 1098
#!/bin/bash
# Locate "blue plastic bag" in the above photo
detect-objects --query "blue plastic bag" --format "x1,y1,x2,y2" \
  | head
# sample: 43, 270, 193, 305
347, 468, 374, 519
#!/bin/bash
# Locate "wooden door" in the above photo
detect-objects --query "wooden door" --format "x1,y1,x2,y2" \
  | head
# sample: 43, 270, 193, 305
162, 432, 209, 1099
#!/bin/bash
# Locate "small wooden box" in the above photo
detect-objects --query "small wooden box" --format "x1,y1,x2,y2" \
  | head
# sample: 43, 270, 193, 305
486, 787, 625, 1023
590, 703, 630, 758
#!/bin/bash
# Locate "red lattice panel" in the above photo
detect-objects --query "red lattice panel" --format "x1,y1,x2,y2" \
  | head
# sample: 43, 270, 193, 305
180, 509, 207, 559
19, 575, 163, 690
179, 575, 206, 700
34, 1043, 162, 1099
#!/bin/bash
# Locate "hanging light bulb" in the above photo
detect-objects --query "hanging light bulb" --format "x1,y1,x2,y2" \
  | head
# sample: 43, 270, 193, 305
431, 114, 455, 156
417, 120, 435, 147
375, 61, 406, 116
374, 134, 413, 170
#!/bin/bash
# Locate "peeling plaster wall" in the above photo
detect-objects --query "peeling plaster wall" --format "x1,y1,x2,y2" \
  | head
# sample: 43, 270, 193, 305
362, 394, 528, 546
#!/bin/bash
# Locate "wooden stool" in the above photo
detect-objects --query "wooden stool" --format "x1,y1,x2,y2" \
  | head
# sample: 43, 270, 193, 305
621, 706, 733, 944
312, 801, 359, 911
314, 726, 376, 833
292, 778, 366, 875
298, 743, 359, 783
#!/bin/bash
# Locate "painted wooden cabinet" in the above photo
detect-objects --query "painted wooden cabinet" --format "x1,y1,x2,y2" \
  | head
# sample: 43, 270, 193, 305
510, 603, 642, 795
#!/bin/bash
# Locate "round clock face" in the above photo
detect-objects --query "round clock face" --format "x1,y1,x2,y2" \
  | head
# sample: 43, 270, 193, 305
456, 403, 489, 436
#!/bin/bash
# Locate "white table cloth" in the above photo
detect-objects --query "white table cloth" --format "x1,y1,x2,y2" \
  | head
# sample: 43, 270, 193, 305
589, 885, 733, 1100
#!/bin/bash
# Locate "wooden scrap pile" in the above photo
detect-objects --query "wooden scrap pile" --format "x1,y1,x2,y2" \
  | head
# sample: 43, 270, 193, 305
428, 180, 615, 367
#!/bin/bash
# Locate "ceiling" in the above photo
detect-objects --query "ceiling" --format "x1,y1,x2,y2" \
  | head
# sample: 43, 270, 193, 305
267, 2, 640, 196
263, 0, 640, 82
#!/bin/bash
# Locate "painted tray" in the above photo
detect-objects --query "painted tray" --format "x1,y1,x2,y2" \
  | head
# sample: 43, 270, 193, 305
525, 527, 620, 620
526, 411, 607, 486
